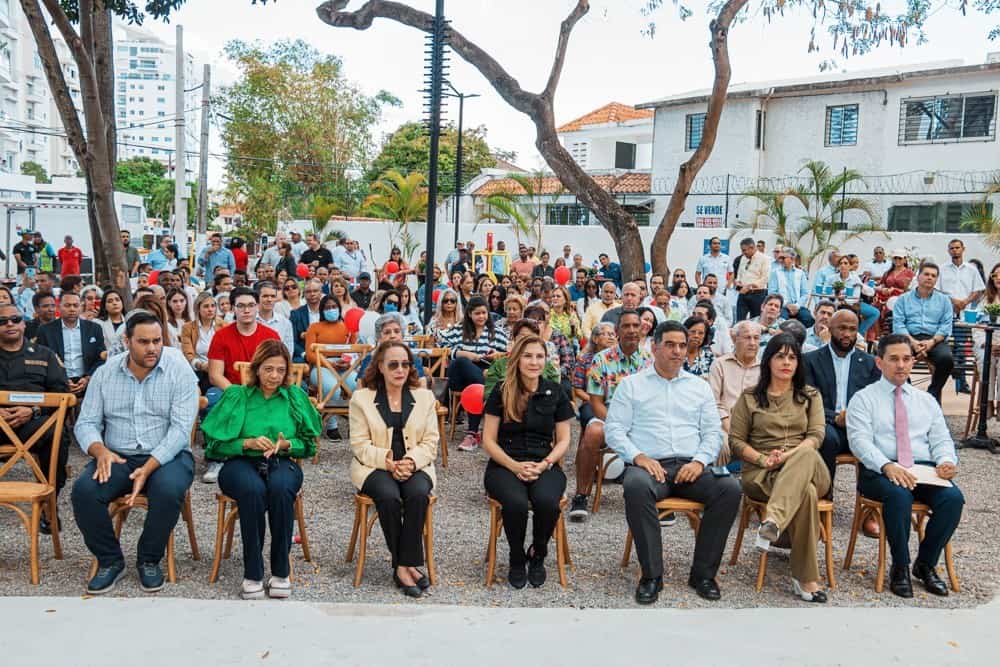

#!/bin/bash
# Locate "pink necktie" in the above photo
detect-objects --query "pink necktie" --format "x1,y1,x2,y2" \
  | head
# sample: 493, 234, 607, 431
895, 385, 914, 468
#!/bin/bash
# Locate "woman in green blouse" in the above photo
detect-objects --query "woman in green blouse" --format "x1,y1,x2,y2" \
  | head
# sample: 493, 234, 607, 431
201, 339, 321, 600
730, 333, 829, 603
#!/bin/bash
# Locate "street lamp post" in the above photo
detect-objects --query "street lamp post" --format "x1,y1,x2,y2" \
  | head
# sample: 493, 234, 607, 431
443, 84, 479, 248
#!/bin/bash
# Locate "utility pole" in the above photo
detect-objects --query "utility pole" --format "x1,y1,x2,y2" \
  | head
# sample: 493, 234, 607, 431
444, 84, 479, 246
421, 0, 447, 324
197, 64, 211, 236
172, 24, 187, 251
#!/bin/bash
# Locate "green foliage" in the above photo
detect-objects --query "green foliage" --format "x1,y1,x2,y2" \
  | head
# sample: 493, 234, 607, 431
20, 161, 49, 184
477, 172, 563, 251
56, 1, 270, 24
961, 175, 1000, 248
218, 38, 394, 230
367, 121, 498, 196
362, 169, 428, 222
115, 157, 166, 197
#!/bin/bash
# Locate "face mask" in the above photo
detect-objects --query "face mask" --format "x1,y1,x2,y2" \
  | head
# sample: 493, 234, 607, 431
323, 309, 340, 322
383, 303, 398, 313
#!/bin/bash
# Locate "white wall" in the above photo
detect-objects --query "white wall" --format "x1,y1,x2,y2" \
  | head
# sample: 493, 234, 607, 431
559, 120, 653, 171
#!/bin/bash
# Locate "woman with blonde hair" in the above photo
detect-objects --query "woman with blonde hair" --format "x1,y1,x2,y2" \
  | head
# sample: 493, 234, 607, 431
349, 340, 438, 597
201, 339, 321, 600
330, 276, 358, 311
426, 287, 462, 341
548, 285, 581, 346
497, 293, 525, 332
181, 291, 227, 393
482, 334, 574, 589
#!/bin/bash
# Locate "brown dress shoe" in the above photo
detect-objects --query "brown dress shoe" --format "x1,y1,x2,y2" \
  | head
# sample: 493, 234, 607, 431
862, 515, 881, 539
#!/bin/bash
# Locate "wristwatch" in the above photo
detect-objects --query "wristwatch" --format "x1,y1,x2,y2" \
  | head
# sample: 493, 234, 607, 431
31, 407, 41, 419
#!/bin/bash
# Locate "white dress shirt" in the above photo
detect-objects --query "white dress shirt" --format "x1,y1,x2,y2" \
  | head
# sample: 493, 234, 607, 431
846, 377, 957, 474
258, 313, 294, 358
828, 343, 852, 412
61, 320, 85, 377
863, 259, 891, 280
937, 261, 985, 301
605, 366, 722, 466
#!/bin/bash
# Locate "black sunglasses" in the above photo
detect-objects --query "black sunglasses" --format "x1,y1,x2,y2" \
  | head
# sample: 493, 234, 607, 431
385, 360, 411, 371
284, 284, 298, 290
0, 316, 24, 325
442, 298, 457, 304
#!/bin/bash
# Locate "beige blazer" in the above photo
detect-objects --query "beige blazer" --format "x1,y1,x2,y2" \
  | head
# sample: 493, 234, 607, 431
348, 386, 438, 490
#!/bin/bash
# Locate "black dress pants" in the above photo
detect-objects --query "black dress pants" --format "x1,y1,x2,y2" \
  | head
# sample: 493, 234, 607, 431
819, 423, 850, 486
913, 334, 953, 403
736, 291, 767, 321
361, 469, 433, 568
484, 460, 566, 565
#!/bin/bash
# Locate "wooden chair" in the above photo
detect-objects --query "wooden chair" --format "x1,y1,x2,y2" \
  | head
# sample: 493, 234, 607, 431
346, 493, 437, 588
420, 347, 451, 467
87, 491, 200, 583
208, 486, 312, 584
729, 496, 836, 591
87, 395, 207, 583
0, 391, 75, 584
620, 498, 704, 571
235, 361, 309, 386
310, 343, 371, 462
843, 497, 960, 593
484, 496, 572, 588
591, 446, 620, 514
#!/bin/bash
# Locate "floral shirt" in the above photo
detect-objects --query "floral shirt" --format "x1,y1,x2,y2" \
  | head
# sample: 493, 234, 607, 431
684, 346, 716, 378
586, 344, 652, 401
572, 351, 596, 391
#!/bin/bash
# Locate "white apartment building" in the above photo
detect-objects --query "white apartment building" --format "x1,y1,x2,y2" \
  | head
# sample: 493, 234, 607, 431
638, 57, 1000, 233
114, 22, 198, 180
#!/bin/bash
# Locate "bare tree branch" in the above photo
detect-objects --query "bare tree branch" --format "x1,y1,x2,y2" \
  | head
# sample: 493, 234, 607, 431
542, 0, 589, 100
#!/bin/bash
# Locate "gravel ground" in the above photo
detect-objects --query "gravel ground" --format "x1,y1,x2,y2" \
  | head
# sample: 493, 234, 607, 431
1, 414, 997, 609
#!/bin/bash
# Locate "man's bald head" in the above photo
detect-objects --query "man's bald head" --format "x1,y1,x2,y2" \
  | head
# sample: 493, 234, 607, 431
830, 308, 860, 354
621, 282, 641, 308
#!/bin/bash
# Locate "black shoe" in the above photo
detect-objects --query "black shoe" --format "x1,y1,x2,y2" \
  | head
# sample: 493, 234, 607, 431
413, 569, 431, 591
659, 512, 677, 527
913, 561, 949, 596
568, 494, 589, 523
87, 561, 126, 595
138, 562, 164, 593
527, 546, 547, 588
507, 561, 527, 590
890, 564, 913, 598
635, 576, 663, 605
393, 572, 422, 598
956, 379, 972, 395
326, 427, 342, 441
39, 511, 61, 536
688, 575, 721, 601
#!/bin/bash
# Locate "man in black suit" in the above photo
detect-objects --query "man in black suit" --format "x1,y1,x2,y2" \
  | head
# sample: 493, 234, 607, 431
36, 291, 105, 398
290, 278, 324, 362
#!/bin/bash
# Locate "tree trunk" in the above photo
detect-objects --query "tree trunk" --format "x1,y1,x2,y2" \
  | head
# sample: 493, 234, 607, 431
649, 0, 748, 276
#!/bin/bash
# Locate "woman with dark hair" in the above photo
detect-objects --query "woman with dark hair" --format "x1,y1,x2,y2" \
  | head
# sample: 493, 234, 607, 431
162, 244, 179, 270
381, 246, 412, 289
97, 289, 127, 353
458, 273, 475, 310
974, 262, 1000, 410
487, 285, 507, 319
682, 316, 715, 377
201, 339, 321, 600
349, 340, 438, 597
482, 334, 574, 589
60, 274, 84, 296
375, 289, 401, 315
304, 294, 356, 432
397, 285, 423, 335
476, 274, 495, 298
729, 333, 829, 603
165, 287, 191, 347
439, 296, 509, 452
230, 237, 248, 272
668, 280, 691, 318
576, 278, 600, 320
274, 242, 297, 280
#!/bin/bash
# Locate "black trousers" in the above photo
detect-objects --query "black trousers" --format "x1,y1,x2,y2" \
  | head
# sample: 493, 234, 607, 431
622, 459, 741, 581
819, 423, 850, 486
484, 460, 566, 565
19, 414, 71, 495
913, 334, 953, 403
71, 451, 194, 568
217, 456, 303, 581
736, 291, 767, 321
361, 469, 433, 568
447, 356, 488, 432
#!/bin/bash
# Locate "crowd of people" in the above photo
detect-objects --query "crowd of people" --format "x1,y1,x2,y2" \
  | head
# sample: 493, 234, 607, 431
0, 230, 977, 604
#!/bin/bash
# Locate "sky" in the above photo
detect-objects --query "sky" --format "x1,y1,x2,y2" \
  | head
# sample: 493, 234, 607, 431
137, 0, 999, 188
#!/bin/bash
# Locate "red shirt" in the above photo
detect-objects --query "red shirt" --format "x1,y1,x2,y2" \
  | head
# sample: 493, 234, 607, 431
57, 246, 83, 276
232, 247, 248, 272
208, 322, 279, 385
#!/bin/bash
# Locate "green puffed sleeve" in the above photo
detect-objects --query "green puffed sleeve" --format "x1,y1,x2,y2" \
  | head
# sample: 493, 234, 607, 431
201, 385, 251, 460
284, 385, 321, 459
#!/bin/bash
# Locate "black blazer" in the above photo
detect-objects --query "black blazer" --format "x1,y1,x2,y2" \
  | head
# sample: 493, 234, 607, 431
36, 318, 106, 378
290, 304, 314, 362
803, 345, 881, 426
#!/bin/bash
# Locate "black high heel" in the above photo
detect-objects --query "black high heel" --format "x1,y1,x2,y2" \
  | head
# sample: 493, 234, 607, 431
412, 569, 431, 591
393, 572, 422, 598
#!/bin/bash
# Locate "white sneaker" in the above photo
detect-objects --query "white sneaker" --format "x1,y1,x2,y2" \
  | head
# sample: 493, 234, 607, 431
202, 461, 223, 484
457, 433, 480, 452
267, 576, 291, 599
241, 579, 265, 600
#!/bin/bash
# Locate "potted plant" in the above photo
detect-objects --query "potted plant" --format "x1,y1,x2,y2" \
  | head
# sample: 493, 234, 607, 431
831, 280, 846, 300
984, 303, 1000, 324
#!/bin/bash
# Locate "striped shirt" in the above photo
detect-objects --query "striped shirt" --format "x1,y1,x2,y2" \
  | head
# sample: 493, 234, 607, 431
438, 325, 509, 359
74, 346, 199, 465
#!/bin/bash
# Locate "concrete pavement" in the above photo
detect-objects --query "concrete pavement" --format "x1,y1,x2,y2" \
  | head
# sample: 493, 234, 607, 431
0, 594, 991, 665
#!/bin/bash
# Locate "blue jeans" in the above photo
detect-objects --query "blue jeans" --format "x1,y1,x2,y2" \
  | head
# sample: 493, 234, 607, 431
858, 302, 879, 335
780, 306, 815, 328
72, 451, 194, 567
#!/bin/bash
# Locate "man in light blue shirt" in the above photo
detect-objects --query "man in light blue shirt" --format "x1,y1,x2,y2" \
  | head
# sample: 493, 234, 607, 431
810, 250, 840, 295
695, 236, 731, 288
197, 232, 236, 279
767, 249, 814, 327
606, 320, 741, 604
72, 311, 198, 596
333, 238, 366, 282
891, 262, 953, 403
145, 235, 174, 271
846, 333, 963, 598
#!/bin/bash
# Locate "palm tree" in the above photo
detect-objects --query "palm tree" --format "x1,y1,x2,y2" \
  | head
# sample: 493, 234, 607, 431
477, 171, 564, 251
961, 174, 1000, 249
363, 169, 429, 264
736, 160, 884, 273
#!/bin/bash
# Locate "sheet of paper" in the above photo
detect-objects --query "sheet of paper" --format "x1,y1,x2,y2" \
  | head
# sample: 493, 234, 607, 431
909, 463, 953, 487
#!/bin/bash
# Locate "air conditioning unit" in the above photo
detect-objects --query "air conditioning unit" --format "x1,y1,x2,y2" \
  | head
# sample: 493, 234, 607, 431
988, 52, 1000, 64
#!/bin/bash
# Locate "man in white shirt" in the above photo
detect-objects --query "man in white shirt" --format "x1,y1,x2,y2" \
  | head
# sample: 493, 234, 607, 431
259, 232, 287, 270
606, 320, 741, 604
695, 236, 731, 288
767, 249, 814, 327
289, 231, 308, 260
862, 247, 891, 282
846, 334, 964, 599
937, 238, 985, 394
255, 281, 294, 358
733, 238, 770, 321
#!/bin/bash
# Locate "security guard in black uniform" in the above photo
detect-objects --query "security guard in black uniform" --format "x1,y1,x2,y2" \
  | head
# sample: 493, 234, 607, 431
0, 302, 71, 533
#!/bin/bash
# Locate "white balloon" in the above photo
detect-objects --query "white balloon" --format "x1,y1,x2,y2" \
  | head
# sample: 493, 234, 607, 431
359, 311, 380, 342
603, 452, 625, 480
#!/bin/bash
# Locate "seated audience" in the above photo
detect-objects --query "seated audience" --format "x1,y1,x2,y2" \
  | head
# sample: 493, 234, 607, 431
707, 320, 762, 466
682, 316, 715, 377
201, 339, 320, 600
36, 291, 105, 398
892, 262, 953, 404
96, 290, 128, 354
180, 291, 226, 394
484, 318, 559, 398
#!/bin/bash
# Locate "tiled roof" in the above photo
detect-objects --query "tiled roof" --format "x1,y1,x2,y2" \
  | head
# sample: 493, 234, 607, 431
473, 172, 650, 197
556, 102, 654, 132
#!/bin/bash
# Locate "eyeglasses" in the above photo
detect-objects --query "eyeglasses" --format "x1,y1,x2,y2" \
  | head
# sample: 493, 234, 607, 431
284, 285, 298, 291
442, 299, 457, 304
385, 360, 411, 371
0, 316, 24, 325
233, 303, 257, 311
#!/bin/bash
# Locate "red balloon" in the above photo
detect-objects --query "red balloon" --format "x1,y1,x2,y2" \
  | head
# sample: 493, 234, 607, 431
460, 383, 486, 415
554, 265, 571, 285
385, 261, 399, 274
343, 308, 365, 333
432, 289, 442, 303
147, 270, 160, 285
295, 264, 309, 278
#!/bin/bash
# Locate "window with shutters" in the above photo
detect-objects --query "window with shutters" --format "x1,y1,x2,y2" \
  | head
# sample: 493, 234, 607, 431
685, 113, 706, 151
888, 202, 993, 232
825, 104, 859, 146
569, 141, 590, 169
899, 92, 997, 144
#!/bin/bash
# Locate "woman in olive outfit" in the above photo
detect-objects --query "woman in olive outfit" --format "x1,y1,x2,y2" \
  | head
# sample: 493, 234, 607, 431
482, 334, 574, 589
201, 339, 321, 600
